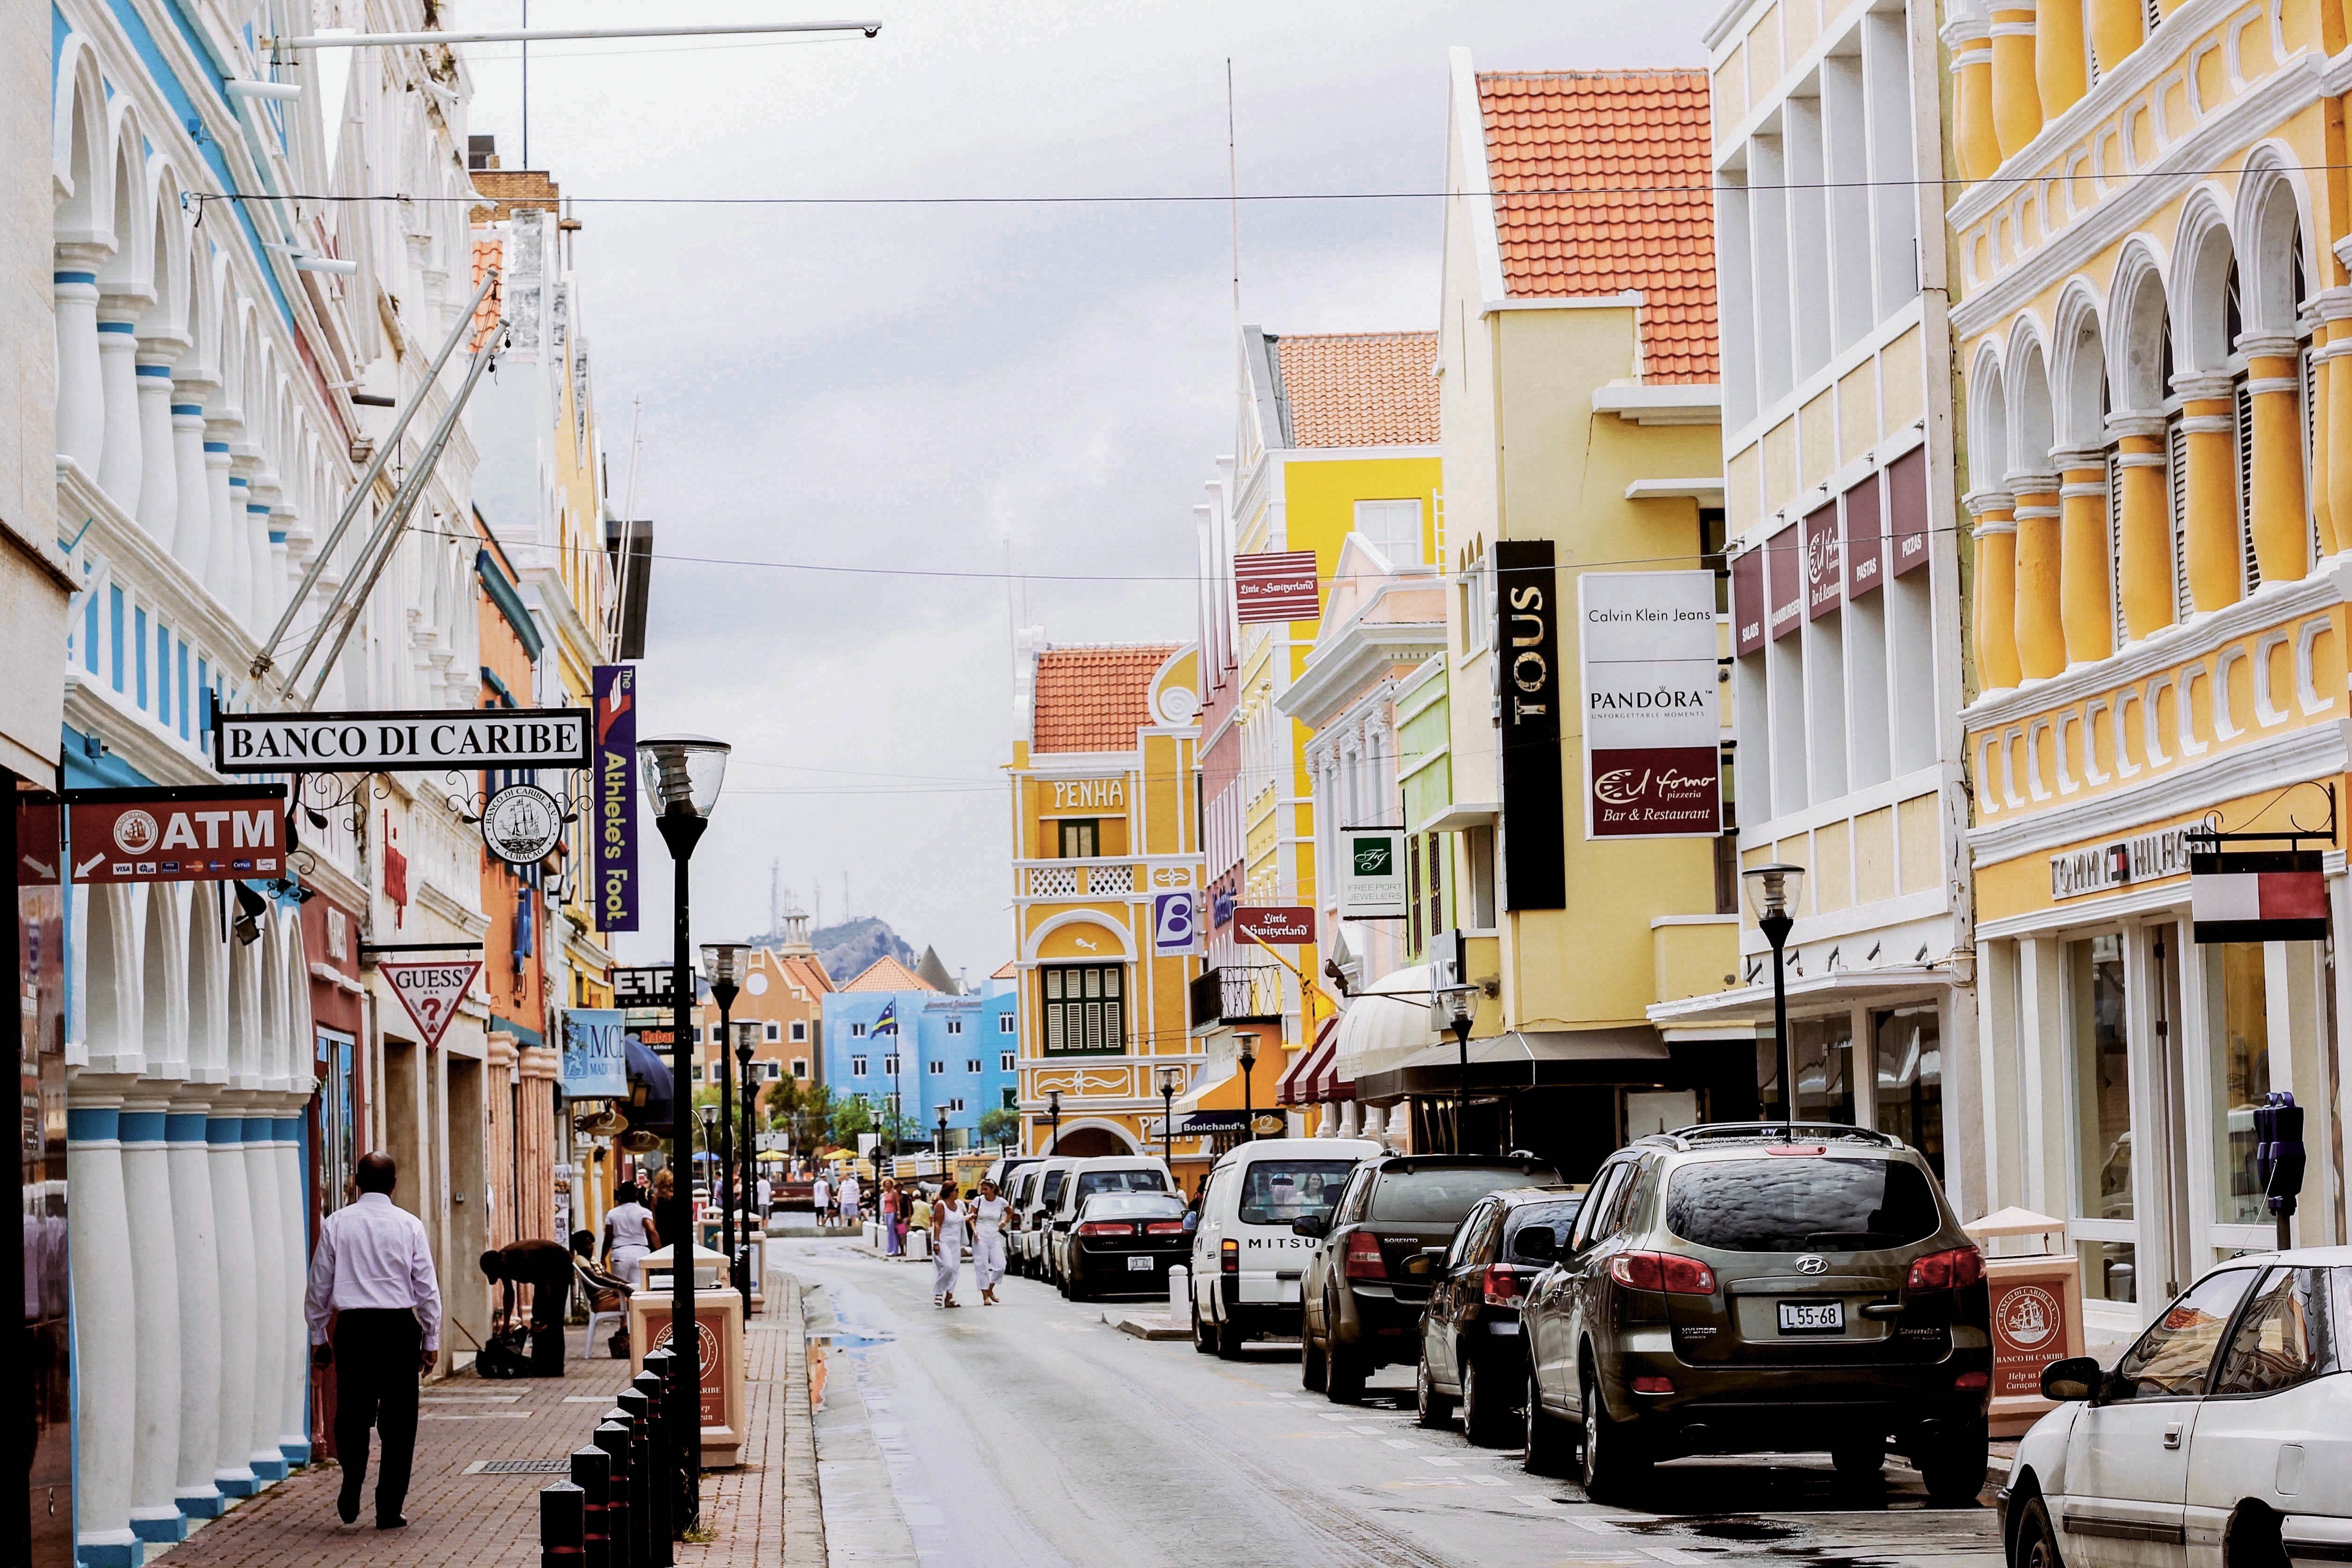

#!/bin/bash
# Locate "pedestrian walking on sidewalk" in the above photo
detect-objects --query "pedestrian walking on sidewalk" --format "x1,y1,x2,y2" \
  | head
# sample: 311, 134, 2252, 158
840, 1170, 862, 1227
880, 1179, 902, 1256
813, 1171, 832, 1226
970, 1179, 1009, 1305
603, 1183, 660, 1287
304, 1151, 441, 1531
932, 1186, 970, 1307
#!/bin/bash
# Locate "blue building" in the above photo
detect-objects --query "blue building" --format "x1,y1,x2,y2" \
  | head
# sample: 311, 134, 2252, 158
822, 960, 1017, 1150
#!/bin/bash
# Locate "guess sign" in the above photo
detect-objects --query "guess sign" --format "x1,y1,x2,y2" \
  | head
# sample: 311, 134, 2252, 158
66, 787, 287, 884
378, 960, 480, 1049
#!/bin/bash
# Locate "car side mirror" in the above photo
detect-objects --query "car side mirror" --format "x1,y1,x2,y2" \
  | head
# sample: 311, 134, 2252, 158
2040, 1356, 2103, 1402
1401, 1249, 1442, 1281
1292, 1213, 1330, 1239
1515, 1229, 1557, 1262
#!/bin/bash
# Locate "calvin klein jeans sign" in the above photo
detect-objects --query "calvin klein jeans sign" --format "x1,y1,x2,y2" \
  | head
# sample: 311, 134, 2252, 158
214, 707, 591, 772
1577, 570, 1721, 839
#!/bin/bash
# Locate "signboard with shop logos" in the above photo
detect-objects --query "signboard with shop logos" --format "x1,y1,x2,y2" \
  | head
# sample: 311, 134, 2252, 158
1150, 890, 1201, 957
213, 707, 591, 772
2190, 848, 2329, 943
65, 786, 287, 884
2049, 825, 2193, 900
593, 665, 639, 932
615, 965, 681, 1006
1234, 905, 1314, 946
1576, 571, 1721, 840
1336, 829, 1407, 919
561, 1008, 630, 1098
1233, 551, 1321, 624
1802, 502, 1841, 621
1843, 472, 1883, 597
1495, 539, 1566, 907
480, 783, 564, 867
378, 959, 480, 1050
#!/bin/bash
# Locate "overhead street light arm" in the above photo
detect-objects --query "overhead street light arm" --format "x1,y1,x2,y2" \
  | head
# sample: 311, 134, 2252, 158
270, 21, 882, 47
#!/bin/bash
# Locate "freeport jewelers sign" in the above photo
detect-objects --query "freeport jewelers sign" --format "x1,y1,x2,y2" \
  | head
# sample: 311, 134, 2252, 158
2050, 825, 2194, 900
1576, 571, 1721, 840
213, 707, 591, 772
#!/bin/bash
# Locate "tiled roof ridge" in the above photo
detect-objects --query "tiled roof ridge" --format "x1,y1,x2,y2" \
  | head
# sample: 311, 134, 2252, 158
1035, 641, 1183, 654
1269, 327, 1438, 341
843, 955, 936, 993
1269, 330, 1442, 449
1476, 67, 1706, 80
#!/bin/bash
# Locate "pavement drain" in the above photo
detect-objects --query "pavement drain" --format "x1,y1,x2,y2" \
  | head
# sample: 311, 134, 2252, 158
462, 1459, 576, 1475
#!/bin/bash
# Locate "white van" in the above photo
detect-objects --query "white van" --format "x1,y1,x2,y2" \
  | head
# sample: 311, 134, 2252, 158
1189, 1138, 1379, 1357
1011, 1157, 1076, 1278
1042, 1154, 1174, 1286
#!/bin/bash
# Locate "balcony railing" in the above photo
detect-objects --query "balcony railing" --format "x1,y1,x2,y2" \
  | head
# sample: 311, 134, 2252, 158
1189, 965, 1285, 1031
1022, 861, 1138, 899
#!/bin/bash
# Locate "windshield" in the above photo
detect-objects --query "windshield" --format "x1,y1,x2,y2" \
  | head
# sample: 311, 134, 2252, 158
1504, 1199, 1583, 1263
1038, 1171, 1066, 1210
1074, 1169, 1167, 1202
1664, 1157, 1943, 1253
1369, 1165, 1553, 1225
1237, 1159, 1358, 1227
1082, 1193, 1185, 1220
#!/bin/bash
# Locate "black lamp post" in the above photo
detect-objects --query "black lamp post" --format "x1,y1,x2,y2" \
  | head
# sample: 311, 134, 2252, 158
1447, 1005, 1474, 1154
735, 1022, 757, 1317
1157, 1066, 1181, 1171
1045, 1088, 1061, 1155
1236, 1033, 1258, 1144
1742, 862, 1806, 1140
702, 942, 748, 1316
641, 731, 730, 1536
936, 1104, 951, 1188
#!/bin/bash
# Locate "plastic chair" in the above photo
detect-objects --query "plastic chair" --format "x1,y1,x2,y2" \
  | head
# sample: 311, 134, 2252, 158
574, 1260, 629, 1358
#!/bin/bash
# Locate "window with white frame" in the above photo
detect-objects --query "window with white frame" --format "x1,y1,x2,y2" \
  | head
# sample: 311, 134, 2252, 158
883, 1053, 899, 1075
851, 1055, 867, 1076
997, 1015, 1014, 1034
791, 1020, 808, 1042
966, 1058, 981, 1074
946, 1019, 963, 1035
765, 1021, 781, 1042
929, 1060, 944, 1075
850, 1021, 867, 1039
1354, 499, 1423, 565
1001, 1051, 1016, 1073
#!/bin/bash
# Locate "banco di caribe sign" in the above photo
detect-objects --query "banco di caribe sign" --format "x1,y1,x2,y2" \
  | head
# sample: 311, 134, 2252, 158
212, 707, 592, 773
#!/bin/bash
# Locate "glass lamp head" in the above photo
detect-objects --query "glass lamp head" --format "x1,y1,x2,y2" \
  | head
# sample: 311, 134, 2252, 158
639, 733, 731, 819
1742, 861, 1806, 922
701, 942, 750, 989
1235, 1032, 1257, 1069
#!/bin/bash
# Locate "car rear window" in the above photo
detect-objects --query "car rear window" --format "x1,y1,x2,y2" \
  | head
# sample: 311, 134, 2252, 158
1504, 1199, 1583, 1262
1083, 1193, 1185, 1220
1664, 1156, 1943, 1253
1038, 1171, 1066, 1209
1074, 1169, 1167, 1201
1238, 1159, 1358, 1227
1369, 1165, 1554, 1225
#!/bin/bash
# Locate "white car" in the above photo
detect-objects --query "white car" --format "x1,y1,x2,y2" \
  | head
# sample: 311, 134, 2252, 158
1011, 1159, 1075, 1278
2000, 1247, 2351, 1568
1188, 1138, 1379, 1357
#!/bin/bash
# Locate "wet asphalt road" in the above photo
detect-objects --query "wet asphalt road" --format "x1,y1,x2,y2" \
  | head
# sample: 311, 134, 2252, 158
782, 1237, 2005, 1568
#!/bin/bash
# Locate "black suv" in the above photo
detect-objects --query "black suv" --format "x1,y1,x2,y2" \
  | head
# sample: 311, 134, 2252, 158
1411, 1185, 1585, 1444
1519, 1124, 1989, 1503
1296, 1154, 1560, 1402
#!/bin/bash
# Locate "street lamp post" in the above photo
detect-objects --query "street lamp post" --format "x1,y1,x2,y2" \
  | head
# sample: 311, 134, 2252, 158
936, 1105, 951, 1189
701, 943, 748, 1311
1448, 1006, 1474, 1154
1157, 1066, 1181, 1171
1045, 1089, 1061, 1155
1236, 1033, 1257, 1144
735, 1023, 758, 1318
641, 732, 730, 1537
1742, 863, 1807, 1140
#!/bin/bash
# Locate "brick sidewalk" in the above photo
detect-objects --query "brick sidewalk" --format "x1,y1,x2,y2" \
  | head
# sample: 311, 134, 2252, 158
152, 1286, 814, 1568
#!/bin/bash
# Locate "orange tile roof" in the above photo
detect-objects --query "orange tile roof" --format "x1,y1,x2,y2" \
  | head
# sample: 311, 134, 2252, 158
1477, 71, 1716, 384
991, 960, 1017, 980
1031, 645, 1177, 754
842, 955, 935, 993
1271, 332, 1440, 448
467, 236, 503, 352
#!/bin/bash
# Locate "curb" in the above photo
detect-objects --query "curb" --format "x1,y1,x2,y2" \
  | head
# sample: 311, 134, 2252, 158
780, 1273, 827, 1568
1105, 1312, 1189, 1342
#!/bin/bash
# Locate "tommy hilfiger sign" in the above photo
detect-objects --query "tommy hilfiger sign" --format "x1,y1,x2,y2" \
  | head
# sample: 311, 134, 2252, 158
2049, 826, 2194, 900
2190, 849, 2329, 943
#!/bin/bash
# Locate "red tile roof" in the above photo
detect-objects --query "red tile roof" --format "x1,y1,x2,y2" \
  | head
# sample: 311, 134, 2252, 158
1272, 332, 1441, 448
842, 955, 934, 994
467, 236, 503, 352
1031, 645, 1177, 754
991, 960, 1017, 979
1477, 71, 1717, 384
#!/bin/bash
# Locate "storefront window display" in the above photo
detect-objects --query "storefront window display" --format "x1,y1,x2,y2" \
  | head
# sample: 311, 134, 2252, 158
2070, 933, 2134, 1302
1757, 1016, 1855, 1125
2209, 944, 2271, 1227
1873, 1006, 1942, 1176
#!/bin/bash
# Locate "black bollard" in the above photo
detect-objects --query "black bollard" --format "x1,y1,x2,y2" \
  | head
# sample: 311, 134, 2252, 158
540, 1480, 586, 1567
638, 1355, 676, 1562
614, 1393, 654, 1568
592, 1420, 634, 1568
571, 1445, 612, 1568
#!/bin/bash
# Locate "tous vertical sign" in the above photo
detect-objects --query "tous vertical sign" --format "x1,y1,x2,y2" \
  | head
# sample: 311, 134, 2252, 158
1577, 571, 1721, 839
1494, 540, 1565, 909
592, 665, 639, 932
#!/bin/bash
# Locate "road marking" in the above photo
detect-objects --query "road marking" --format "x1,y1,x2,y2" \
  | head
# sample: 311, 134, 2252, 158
1419, 1456, 1463, 1468
1516, 1494, 1556, 1509
423, 1395, 520, 1403
1382, 1438, 1417, 1450
1573, 1519, 1626, 1533
1464, 1474, 1507, 1486
1319, 1413, 1358, 1422
1346, 1426, 1385, 1436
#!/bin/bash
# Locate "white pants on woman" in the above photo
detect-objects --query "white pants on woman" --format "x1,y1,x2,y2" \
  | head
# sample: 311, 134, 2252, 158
972, 1228, 1006, 1290
932, 1239, 964, 1300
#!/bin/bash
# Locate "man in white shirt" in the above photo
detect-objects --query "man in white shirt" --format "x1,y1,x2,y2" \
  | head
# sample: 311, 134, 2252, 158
812, 1172, 831, 1224
305, 1151, 440, 1530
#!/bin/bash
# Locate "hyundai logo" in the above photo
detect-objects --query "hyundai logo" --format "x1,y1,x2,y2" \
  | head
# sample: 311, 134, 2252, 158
1795, 1255, 1828, 1275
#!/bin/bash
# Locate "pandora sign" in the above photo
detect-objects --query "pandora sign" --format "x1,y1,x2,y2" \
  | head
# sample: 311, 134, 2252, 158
1578, 571, 1722, 840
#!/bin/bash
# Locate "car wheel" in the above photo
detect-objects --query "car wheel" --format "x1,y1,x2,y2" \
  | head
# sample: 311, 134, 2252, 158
1214, 1317, 1245, 1360
1415, 1348, 1454, 1429
1831, 1435, 1886, 1481
1192, 1298, 1217, 1357
1068, 1264, 1090, 1302
1523, 1360, 1572, 1476
2011, 1494, 2062, 1568
1462, 1353, 1518, 1448
1325, 1336, 1367, 1404
1300, 1327, 1327, 1391
1917, 1418, 1990, 1508
1577, 1366, 1651, 1503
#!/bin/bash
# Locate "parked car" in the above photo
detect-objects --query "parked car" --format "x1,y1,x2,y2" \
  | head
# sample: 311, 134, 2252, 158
1411, 1185, 1585, 1444
2000, 1248, 2351, 1568
1060, 1191, 1192, 1300
1187, 1138, 1379, 1358
1519, 1123, 1989, 1503
1045, 1156, 1174, 1286
1012, 1158, 1075, 1278
983, 1153, 1045, 1195
1298, 1153, 1561, 1401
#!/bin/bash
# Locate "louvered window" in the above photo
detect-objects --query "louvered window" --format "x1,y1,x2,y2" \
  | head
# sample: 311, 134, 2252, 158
2237, 373, 2259, 596
2304, 342, 2321, 568
1041, 964, 1122, 1056
2144, 0, 2162, 31
2168, 414, 2191, 623
2109, 449, 2127, 649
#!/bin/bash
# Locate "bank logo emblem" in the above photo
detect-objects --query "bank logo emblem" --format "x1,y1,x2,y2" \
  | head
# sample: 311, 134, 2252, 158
1795, 1254, 1828, 1275
112, 809, 160, 856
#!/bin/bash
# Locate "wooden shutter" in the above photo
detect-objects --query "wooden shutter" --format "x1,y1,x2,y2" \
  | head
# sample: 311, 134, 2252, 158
2169, 414, 2191, 623
2237, 373, 2258, 595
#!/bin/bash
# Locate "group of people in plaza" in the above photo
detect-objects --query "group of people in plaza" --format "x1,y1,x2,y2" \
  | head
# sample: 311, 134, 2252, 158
811, 1167, 863, 1226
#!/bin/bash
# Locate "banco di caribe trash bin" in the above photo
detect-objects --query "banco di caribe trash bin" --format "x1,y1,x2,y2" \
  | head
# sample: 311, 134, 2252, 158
628, 1242, 747, 1469
1962, 1206, 2085, 1437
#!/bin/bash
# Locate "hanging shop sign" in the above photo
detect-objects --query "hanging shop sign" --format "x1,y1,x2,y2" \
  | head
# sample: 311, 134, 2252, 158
561, 1008, 631, 1098
1802, 502, 1842, 620
2190, 848, 2329, 943
1843, 472, 1884, 597
64, 786, 288, 884
1577, 570, 1720, 840
1234, 550, 1321, 624
2049, 825, 2194, 900
615, 964, 681, 1006
1235, 905, 1315, 946
1151, 890, 1202, 957
1337, 828, 1407, 920
1765, 521, 1804, 640
480, 782, 565, 867
1888, 445, 1931, 578
1494, 539, 1566, 907
1730, 545, 1765, 656
592, 664, 639, 932
213, 707, 591, 772
378, 959, 480, 1049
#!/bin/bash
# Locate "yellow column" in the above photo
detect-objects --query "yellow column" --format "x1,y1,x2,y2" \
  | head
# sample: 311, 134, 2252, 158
2011, 472, 2067, 679
2325, 293, 2352, 556
2036, 0, 2088, 120
2240, 334, 2309, 585
2311, 317, 2339, 558
2088, 0, 2143, 76
1953, 29, 1999, 184
2107, 414, 2172, 641
2176, 373, 2243, 613
2055, 449, 2113, 665
1970, 493, 2023, 690
1991, 8, 2045, 162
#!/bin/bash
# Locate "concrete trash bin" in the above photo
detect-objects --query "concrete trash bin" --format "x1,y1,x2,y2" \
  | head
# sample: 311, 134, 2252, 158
1963, 1206, 2086, 1437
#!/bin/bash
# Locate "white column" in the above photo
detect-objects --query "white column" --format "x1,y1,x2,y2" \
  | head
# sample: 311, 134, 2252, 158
268, 506, 295, 634
227, 457, 260, 632
201, 416, 243, 618
169, 379, 214, 576
208, 1107, 260, 1497
66, 1095, 141, 1568
274, 1111, 312, 1463
121, 1095, 187, 1548
243, 1112, 290, 1482
247, 473, 283, 632
167, 1101, 225, 1520
54, 246, 107, 472
132, 334, 185, 552
95, 311, 145, 513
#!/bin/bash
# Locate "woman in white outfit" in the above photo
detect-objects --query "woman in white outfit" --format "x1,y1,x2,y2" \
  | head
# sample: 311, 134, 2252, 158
603, 1183, 660, 1288
970, 1179, 1010, 1305
931, 1187, 970, 1307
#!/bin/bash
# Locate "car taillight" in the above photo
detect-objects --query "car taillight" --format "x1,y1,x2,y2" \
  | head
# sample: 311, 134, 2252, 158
1954, 1370, 1989, 1391
1906, 1246, 1987, 1292
1607, 1250, 1716, 1295
1630, 1375, 1674, 1394
1077, 1221, 1131, 1238
1144, 1220, 1187, 1235
1220, 1238, 1239, 1275
1343, 1230, 1387, 1281
1481, 1265, 1523, 1305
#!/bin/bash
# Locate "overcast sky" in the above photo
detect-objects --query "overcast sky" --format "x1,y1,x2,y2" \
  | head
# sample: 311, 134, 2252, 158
444, 0, 1720, 980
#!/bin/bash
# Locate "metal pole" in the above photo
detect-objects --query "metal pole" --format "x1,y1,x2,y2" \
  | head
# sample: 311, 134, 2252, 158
716, 1002, 734, 1315
1241, 1059, 1253, 1144
654, 813, 705, 1536
738, 1048, 756, 1317
1452, 1015, 1472, 1155
1761, 910, 1794, 1139
1161, 1082, 1173, 1170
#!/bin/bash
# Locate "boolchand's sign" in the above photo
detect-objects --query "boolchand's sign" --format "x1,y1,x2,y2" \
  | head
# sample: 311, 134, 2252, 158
214, 707, 591, 772
1577, 571, 1720, 840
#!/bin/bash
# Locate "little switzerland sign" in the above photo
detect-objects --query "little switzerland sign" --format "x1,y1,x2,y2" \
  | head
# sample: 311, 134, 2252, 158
1235, 905, 1315, 946
214, 707, 591, 772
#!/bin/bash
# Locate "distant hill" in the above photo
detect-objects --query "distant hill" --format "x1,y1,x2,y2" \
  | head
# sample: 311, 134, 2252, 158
811, 917, 918, 988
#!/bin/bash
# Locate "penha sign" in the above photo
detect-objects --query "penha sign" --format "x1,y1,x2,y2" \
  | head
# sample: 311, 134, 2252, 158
214, 707, 591, 772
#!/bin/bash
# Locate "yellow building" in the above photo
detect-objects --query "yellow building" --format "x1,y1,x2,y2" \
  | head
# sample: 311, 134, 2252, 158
1192, 330, 1442, 1102
1007, 642, 1207, 1169
1945, 0, 2352, 1328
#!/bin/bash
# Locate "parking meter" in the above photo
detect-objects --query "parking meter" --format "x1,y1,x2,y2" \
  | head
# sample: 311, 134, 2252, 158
2252, 1092, 2305, 1249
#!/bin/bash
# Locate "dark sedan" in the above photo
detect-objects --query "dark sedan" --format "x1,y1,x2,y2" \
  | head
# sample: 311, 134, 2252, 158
1410, 1186, 1584, 1444
1063, 1192, 1191, 1300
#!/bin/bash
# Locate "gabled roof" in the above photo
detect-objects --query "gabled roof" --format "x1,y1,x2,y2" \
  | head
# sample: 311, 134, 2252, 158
1476, 70, 1716, 384
1031, 644, 1178, 754
842, 955, 935, 993
1265, 332, 1441, 449
991, 960, 1017, 980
